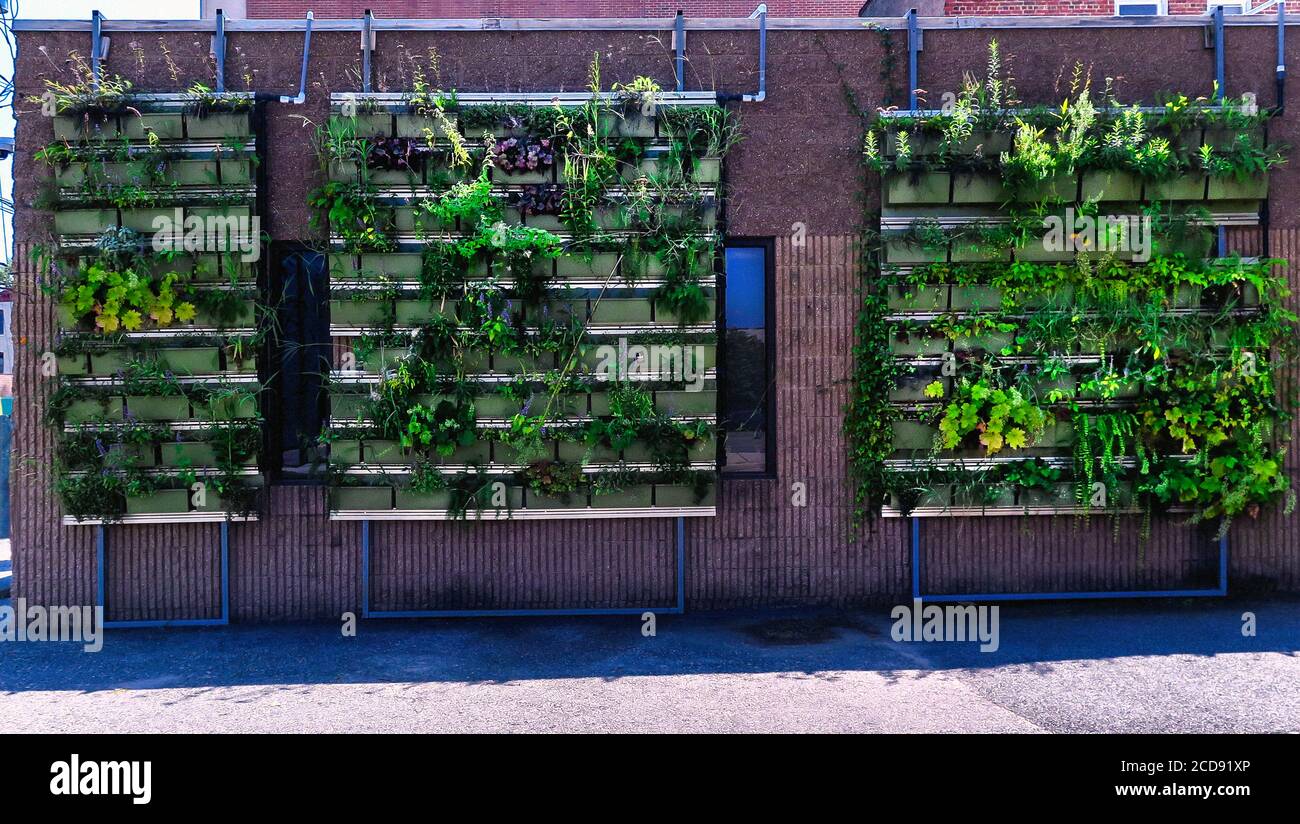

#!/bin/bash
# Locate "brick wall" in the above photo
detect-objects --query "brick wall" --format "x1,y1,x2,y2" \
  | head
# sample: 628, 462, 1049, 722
13, 23, 1300, 620
245, 1, 868, 18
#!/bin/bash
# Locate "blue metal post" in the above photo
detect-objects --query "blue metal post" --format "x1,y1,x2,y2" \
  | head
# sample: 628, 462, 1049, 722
214, 9, 226, 93
362, 10, 373, 93
361, 519, 371, 618
907, 9, 919, 111
674, 10, 685, 92
90, 10, 103, 89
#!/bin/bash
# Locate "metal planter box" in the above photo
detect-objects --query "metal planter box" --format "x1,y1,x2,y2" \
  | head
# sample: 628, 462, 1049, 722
330, 299, 390, 326
185, 113, 251, 139
591, 485, 654, 509
332, 486, 394, 511
126, 396, 191, 421
65, 397, 125, 423
654, 484, 716, 508
887, 173, 951, 205
126, 489, 191, 515
395, 489, 453, 510
156, 347, 221, 374
1146, 175, 1207, 201
1080, 170, 1142, 202
891, 421, 937, 451
951, 173, 1006, 204
1207, 175, 1268, 200
329, 439, 362, 465
359, 253, 423, 278
202, 395, 258, 421
58, 353, 90, 376
160, 442, 218, 467
54, 209, 116, 235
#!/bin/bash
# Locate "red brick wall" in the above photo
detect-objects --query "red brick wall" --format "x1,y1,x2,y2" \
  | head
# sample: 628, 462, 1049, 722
246, 1, 867, 18
13, 24, 1300, 620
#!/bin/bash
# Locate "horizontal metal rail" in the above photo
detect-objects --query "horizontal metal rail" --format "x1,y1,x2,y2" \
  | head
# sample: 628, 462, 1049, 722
14, 15, 1297, 33
334, 506, 714, 520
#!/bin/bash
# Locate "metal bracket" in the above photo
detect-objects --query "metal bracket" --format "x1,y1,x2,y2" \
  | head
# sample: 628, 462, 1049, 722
674, 10, 686, 92
98, 522, 231, 628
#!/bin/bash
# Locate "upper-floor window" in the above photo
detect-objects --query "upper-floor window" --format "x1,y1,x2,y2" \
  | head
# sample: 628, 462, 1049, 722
1115, 0, 1167, 13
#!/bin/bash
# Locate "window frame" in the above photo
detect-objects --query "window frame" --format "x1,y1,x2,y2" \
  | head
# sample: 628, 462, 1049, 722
1114, 0, 1168, 15
719, 237, 777, 480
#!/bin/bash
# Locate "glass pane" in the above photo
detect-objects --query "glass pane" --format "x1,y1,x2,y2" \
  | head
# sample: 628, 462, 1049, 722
724, 246, 769, 474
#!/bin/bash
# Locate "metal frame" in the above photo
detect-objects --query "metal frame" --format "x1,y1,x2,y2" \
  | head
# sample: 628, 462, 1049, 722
359, 517, 687, 617
16, 15, 1300, 32
96, 522, 231, 627
911, 516, 1230, 601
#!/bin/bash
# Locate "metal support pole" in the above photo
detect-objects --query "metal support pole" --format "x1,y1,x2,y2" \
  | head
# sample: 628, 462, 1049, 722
90, 10, 103, 89
360, 519, 371, 617
907, 9, 920, 111
675, 516, 686, 609
1278, 2, 1287, 114
362, 10, 373, 94
674, 10, 685, 92
1213, 5, 1226, 100
214, 9, 226, 93
1214, 6, 1227, 257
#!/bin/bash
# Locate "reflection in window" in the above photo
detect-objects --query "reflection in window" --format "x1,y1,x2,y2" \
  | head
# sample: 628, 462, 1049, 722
723, 243, 772, 475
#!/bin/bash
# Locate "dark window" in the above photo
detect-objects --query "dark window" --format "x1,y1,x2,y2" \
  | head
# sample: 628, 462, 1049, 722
268, 244, 330, 479
1115, 2, 1162, 14
722, 239, 775, 476
0, 308, 5, 334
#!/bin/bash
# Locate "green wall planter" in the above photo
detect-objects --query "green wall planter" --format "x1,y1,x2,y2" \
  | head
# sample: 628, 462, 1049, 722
191, 301, 255, 328
220, 158, 254, 184
473, 395, 520, 418
169, 160, 219, 185
591, 485, 654, 509
1014, 242, 1076, 262
691, 157, 722, 183
1014, 172, 1077, 202
954, 485, 1016, 508
89, 351, 130, 375
949, 244, 1011, 263
126, 396, 191, 421
892, 421, 937, 451
56, 303, 83, 330
887, 173, 951, 205
345, 113, 394, 137
653, 390, 716, 415
493, 166, 554, 185
655, 484, 716, 507
1207, 176, 1268, 200
359, 253, 423, 278
120, 208, 172, 232
527, 490, 589, 509
395, 299, 458, 325
396, 489, 453, 510
332, 394, 368, 421
601, 110, 656, 138
329, 439, 362, 465
364, 440, 405, 463
887, 284, 948, 312
951, 173, 1006, 204
1033, 421, 1074, 449
556, 252, 621, 279
884, 238, 946, 265
1020, 482, 1079, 508
54, 209, 116, 235
890, 334, 949, 357
955, 332, 1013, 354
332, 486, 394, 511
1080, 170, 1142, 201
55, 114, 116, 140
657, 298, 718, 326
185, 113, 251, 139
157, 347, 221, 374
160, 442, 218, 467
65, 398, 125, 423
891, 373, 946, 402
949, 285, 1003, 311
126, 489, 190, 515
203, 395, 257, 420
590, 298, 654, 324
1146, 175, 1206, 201
58, 353, 90, 376
330, 299, 390, 326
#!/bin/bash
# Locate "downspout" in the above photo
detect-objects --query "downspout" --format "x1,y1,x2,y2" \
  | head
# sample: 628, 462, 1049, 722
279, 11, 314, 104
717, 4, 767, 103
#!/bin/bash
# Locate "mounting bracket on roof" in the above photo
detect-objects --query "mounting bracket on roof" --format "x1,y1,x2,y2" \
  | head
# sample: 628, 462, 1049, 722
362, 9, 374, 93
212, 9, 226, 93
90, 10, 108, 89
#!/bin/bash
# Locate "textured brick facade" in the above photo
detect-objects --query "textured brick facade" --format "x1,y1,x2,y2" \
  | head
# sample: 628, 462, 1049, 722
12, 22, 1300, 621
245, 1, 868, 18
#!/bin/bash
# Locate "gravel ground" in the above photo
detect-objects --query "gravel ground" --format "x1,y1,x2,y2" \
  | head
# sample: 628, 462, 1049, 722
1, 597, 1296, 733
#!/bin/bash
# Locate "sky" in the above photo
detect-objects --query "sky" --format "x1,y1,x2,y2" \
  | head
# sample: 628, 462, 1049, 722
3, 1, 199, 264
